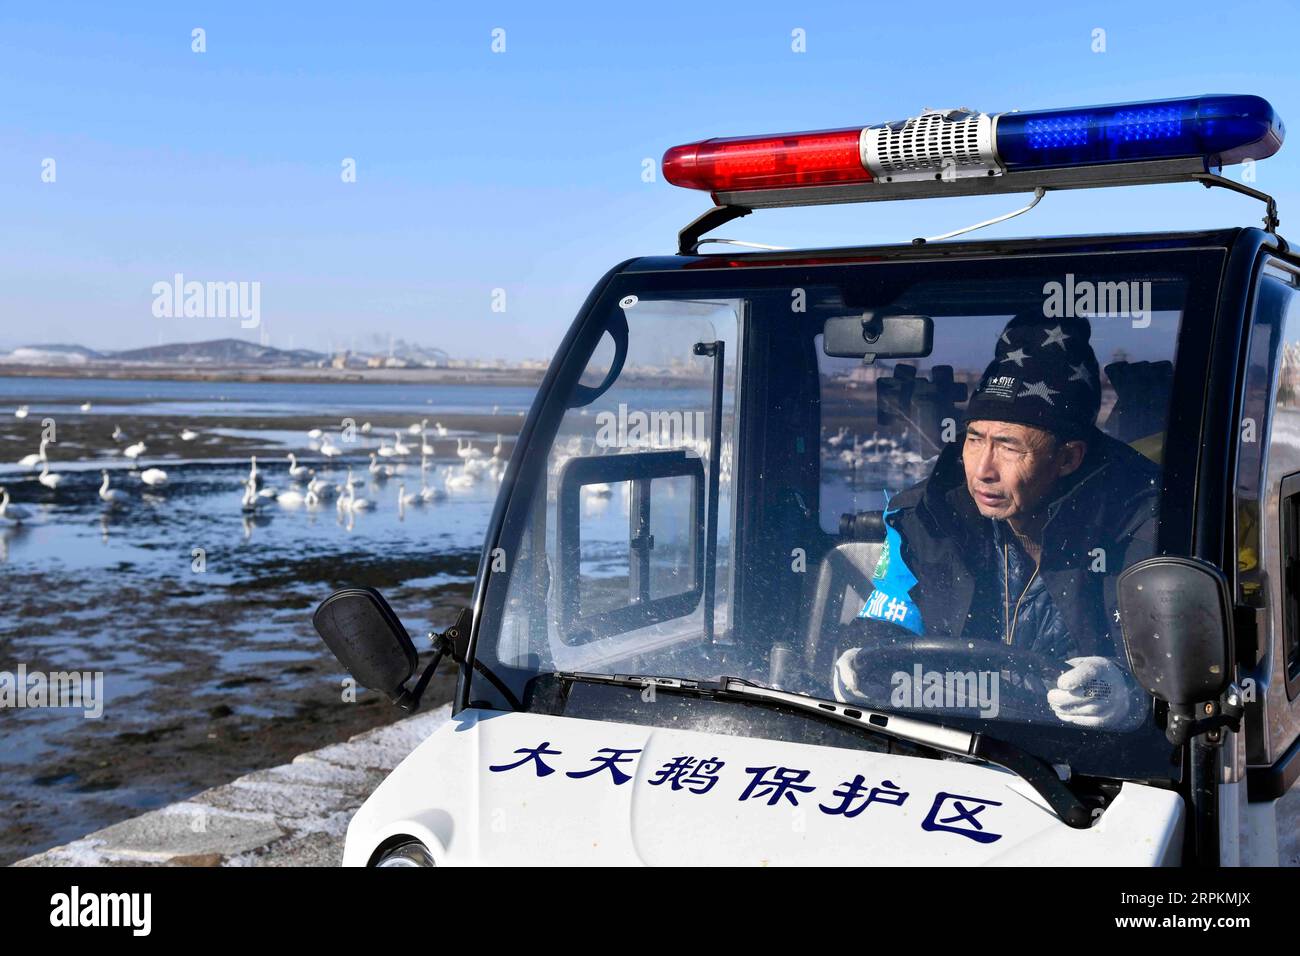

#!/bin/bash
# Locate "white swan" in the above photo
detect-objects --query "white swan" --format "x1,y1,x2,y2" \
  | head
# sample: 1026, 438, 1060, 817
418, 472, 446, 502
179, 428, 199, 441
434, 421, 448, 437
397, 482, 418, 506
241, 476, 268, 513
368, 451, 394, 478
360, 421, 372, 435
14, 405, 29, 419
492, 434, 504, 458
123, 441, 147, 461
337, 481, 371, 512
80, 401, 92, 412
287, 453, 311, 481
19, 437, 49, 469
319, 437, 342, 457
111, 424, 126, 442
140, 468, 168, 487
307, 428, 323, 440
98, 471, 126, 504
306, 477, 336, 500
392, 431, 411, 457
0, 487, 32, 523
277, 488, 306, 508
407, 420, 424, 435
247, 456, 263, 489
38, 463, 62, 490
445, 467, 476, 491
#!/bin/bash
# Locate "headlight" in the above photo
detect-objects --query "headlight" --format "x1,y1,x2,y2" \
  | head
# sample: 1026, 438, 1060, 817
374, 840, 435, 867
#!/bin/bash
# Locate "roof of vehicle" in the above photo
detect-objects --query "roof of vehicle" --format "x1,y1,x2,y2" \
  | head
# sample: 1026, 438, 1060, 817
621, 227, 1273, 274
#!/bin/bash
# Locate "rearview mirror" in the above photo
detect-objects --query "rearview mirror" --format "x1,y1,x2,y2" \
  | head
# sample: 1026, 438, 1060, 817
1116, 556, 1233, 708
312, 587, 418, 704
823, 312, 933, 362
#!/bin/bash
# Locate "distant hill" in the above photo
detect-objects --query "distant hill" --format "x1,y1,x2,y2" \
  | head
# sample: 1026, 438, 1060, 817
0, 336, 488, 371
4, 344, 108, 364
2, 338, 329, 368
111, 338, 327, 367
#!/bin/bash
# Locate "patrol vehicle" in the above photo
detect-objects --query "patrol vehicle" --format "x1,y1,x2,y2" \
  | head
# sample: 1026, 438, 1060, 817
313, 94, 1299, 866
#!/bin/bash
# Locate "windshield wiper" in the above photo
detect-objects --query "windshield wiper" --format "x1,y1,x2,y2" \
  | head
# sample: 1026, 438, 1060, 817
560, 671, 1091, 829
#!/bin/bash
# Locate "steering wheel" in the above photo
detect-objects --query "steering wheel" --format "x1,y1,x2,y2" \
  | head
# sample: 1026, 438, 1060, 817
833, 633, 1070, 723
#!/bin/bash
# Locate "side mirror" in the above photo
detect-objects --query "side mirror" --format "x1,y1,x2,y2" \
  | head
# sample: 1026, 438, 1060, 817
313, 587, 419, 706
1117, 556, 1234, 742
822, 312, 933, 363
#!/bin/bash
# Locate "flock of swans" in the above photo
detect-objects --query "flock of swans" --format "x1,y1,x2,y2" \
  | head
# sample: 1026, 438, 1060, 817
238, 421, 507, 522
0, 403, 509, 529
2, 408, 196, 524
822, 425, 929, 478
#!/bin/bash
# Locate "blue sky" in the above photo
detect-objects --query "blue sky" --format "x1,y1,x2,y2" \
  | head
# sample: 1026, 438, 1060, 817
1, 1, 1296, 360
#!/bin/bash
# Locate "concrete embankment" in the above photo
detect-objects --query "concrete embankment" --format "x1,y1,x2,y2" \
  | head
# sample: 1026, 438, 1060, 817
16, 705, 451, 867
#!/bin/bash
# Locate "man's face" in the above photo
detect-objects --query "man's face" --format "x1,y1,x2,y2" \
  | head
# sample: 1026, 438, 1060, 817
962, 420, 1086, 521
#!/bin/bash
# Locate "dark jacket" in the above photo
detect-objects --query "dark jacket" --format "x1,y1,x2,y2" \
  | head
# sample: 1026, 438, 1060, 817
877, 430, 1160, 660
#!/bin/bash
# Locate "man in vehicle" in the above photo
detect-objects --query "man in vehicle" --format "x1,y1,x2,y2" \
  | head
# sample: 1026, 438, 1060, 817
833, 313, 1157, 730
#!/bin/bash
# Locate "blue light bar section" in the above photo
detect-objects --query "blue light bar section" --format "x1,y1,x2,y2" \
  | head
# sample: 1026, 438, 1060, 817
995, 95, 1283, 170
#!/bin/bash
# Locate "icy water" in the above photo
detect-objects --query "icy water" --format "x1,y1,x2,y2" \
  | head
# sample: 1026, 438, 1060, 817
0, 376, 563, 863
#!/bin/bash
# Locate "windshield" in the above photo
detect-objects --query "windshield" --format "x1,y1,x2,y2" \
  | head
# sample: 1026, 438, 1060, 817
472, 247, 1225, 782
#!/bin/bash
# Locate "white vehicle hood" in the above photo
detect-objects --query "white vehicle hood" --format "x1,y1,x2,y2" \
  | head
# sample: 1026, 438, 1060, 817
344, 708, 1184, 866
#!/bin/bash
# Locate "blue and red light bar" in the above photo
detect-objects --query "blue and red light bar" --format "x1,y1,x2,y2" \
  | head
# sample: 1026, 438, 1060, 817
662, 95, 1284, 194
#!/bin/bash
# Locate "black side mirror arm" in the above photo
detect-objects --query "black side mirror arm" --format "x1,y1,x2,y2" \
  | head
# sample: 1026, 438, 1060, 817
395, 608, 471, 714
1165, 683, 1245, 747
397, 609, 524, 714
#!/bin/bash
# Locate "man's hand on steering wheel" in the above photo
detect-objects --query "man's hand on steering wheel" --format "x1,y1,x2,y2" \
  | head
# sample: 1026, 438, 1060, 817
1047, 656, 1147, 731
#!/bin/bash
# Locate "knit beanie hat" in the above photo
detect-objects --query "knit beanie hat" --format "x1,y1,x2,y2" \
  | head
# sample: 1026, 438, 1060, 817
964, 313, 1102, 441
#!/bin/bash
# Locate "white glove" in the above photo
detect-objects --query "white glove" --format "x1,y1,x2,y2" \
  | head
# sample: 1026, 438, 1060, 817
833, 647, 866, 703
1047, 656, 1144, 730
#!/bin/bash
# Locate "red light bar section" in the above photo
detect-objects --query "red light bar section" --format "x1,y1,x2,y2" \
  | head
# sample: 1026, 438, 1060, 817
662, 128, 871, 192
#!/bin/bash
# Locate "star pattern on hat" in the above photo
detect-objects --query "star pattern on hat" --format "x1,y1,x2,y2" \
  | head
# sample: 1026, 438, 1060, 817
1017, 380, 1059, 405
1000, 347, 1029, 367
1068, 362, 1093, 385
1041, 325, 1070, 349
